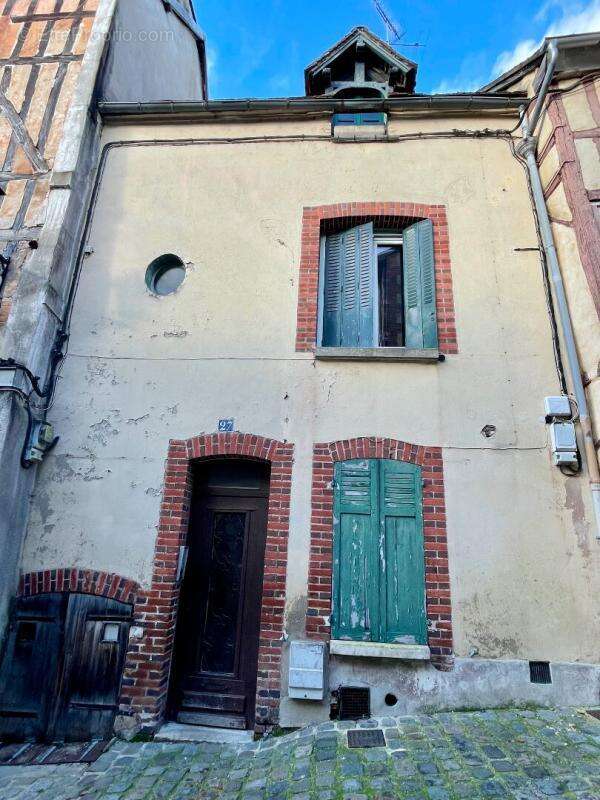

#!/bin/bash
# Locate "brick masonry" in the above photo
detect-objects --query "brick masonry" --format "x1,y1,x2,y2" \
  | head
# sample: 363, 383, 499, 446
118, 432, 294, 732
295, 202, 458, 354
18, 566, 138, 604
305, 436, 454, 669
0, 0, 99, 325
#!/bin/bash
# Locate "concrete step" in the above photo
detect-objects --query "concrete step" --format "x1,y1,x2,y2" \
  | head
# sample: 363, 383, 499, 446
154, 722, 254, 745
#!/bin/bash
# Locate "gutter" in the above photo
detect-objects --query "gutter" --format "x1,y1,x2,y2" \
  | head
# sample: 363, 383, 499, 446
518, 41, 600, 537
97, 93, 525, 120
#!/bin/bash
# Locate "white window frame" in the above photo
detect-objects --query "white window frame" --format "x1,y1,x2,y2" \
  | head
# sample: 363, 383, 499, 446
374, 234, 403, 247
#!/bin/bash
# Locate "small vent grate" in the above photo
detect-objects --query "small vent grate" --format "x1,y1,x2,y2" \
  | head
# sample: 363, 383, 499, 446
585, 709, 600, 721
348, 729, 385, 748
339, 686, 370, 720
529, 661, 552, 684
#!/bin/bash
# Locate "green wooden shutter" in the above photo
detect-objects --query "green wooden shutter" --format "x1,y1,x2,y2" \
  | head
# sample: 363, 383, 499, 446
332, 459, 379, 640
332, 459, 427, 646
322, 223, 376, 347
378, 460, 427, 645
403, 219, 438, 349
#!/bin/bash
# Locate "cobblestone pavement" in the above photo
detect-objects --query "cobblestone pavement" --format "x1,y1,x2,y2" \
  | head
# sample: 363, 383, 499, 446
1, 708, 599, 799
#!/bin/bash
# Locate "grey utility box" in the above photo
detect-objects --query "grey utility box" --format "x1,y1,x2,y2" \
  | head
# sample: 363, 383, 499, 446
288, 640, 327, 701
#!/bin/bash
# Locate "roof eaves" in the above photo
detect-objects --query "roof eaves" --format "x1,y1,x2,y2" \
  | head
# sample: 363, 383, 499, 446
305, 26, 416, 77
480, 31, 600, 93
479, 44, 544, 93
98, 92, 527, 121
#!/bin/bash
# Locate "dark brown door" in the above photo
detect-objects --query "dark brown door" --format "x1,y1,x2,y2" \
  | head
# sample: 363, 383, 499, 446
170, 460, 269, 730
0, 594, 131, 743
51, 595, 131, 742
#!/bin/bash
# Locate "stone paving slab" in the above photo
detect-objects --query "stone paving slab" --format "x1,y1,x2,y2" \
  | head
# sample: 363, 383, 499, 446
0, 707, 599, 799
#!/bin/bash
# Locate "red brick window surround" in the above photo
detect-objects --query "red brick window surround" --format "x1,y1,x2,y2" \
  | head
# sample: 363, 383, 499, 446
18, 568, 139, 605
295, 202, 457, 354
306, 437, 453, 669
119, 433, 294, 732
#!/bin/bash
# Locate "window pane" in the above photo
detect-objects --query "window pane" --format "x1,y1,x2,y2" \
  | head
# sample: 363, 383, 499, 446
377, 245, 404, 347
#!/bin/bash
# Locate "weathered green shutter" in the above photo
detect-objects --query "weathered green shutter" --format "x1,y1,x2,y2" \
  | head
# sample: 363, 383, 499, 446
332, 459, 427, 646
378, 460, 427, 645
332, 460, 379, 640
322, 223, 376, 347
403, 219, 438, 349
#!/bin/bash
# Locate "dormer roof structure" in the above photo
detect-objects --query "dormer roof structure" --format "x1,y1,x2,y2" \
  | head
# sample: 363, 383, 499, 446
304, 26, 417, 98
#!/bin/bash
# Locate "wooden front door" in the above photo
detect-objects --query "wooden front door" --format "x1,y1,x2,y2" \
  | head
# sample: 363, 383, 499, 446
170, 460, 269, 730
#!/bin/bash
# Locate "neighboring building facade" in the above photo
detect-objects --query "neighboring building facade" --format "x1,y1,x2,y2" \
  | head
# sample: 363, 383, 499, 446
1, 25, 600, 740
484, 34, 600, 479
0, 0, 205, 647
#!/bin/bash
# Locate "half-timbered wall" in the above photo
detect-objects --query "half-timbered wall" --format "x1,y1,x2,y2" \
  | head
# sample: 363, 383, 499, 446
0, 0, 101, 327
535, 78, 600, 453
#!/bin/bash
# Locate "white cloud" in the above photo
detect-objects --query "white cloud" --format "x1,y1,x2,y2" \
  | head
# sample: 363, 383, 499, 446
432, 75, 484, 94
431, 51, 488, 94
492, 0, 600, 78
546, 0, 600, 35
206, 44, 219, 91
534, 0, 562, 23
493, 38, 538, 76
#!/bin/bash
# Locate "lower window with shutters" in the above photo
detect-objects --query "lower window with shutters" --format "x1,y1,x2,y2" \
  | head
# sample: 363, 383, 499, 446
330, 459, 430, 660
317, 220, 438, 360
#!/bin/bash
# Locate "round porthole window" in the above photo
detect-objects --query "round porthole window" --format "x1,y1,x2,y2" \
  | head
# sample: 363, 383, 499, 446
145, 254, 186, 296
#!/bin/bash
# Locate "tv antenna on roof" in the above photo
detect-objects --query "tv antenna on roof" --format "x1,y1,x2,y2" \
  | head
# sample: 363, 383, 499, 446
372, 0, 402, 43
371, 0, 424, 48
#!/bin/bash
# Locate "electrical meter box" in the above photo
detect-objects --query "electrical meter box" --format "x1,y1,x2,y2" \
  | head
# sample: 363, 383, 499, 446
26, 421, 55, 463
550, 421, 578, 465
288, 640, 326, 701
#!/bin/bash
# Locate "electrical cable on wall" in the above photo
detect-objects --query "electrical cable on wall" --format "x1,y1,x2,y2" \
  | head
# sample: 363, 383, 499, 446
8, 73, 595, 468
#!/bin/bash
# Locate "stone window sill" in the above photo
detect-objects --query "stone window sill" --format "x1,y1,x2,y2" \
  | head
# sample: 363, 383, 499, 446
330, 640, 431, 660
315, 347, 441, 363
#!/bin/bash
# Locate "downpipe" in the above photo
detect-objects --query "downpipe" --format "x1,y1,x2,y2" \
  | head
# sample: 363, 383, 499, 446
519, 40, 600, 537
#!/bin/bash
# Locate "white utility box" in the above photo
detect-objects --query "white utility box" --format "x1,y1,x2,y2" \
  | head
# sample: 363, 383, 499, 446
288, 640, 326, 701
0, 367, 16, 388
550, 421, 578, 466
544, 396, 572, 419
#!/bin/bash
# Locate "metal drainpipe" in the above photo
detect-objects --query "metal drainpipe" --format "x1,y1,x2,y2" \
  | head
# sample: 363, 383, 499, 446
519, 40, 600, 536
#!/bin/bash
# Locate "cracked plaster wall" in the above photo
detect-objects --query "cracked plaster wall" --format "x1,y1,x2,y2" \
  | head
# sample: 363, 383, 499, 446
19, 116, 600, 682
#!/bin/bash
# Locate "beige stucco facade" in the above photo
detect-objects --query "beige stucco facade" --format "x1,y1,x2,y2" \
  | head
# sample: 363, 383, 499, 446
18, 108, 600, 722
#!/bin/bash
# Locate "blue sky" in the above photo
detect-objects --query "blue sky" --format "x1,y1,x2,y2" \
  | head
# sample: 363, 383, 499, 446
192, 0, 600, 97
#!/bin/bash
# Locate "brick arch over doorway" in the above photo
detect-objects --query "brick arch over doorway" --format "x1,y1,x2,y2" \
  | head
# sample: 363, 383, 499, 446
305, 436, 453, 669
18, 568, 139, 605
295, 201, 457, 353
119, 433, 294, 733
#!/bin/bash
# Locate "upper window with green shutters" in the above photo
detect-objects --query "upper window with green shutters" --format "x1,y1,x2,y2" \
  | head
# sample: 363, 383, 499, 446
318, 219, 437, 351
